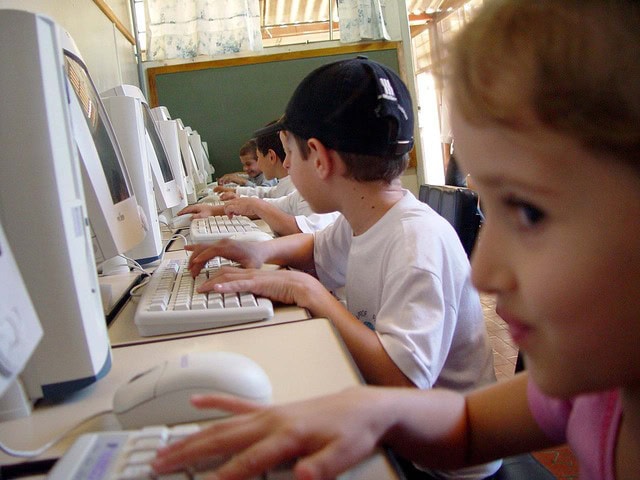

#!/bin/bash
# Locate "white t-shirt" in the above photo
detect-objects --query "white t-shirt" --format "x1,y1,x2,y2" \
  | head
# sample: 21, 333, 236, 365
235, 176, 296, 199
264, 191, 340, 234
313, 190, 495, 392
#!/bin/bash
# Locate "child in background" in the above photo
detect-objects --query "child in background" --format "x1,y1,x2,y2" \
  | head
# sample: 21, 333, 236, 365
153, 1, 640, 479
215, 139, 276, 188
217, 121, 293, 201
160, 55, 499, 479
179, 128, 339, 236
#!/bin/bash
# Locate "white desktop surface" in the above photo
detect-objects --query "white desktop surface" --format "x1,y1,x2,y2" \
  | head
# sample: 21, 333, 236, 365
0, 318, 400, 479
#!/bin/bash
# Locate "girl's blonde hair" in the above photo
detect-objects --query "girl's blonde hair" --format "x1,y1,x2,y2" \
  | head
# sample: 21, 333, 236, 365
450, 0, 640, 169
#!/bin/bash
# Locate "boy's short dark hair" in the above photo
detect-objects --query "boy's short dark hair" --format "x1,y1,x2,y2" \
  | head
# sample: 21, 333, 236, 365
289, 131, 409, 183
254, 120, 285, 161
254, 57, 414, 182
239, 139, 257, 157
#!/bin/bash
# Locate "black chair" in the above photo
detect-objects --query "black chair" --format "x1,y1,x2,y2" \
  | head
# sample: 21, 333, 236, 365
396, 453, 556, 480
418, 184, 482, 257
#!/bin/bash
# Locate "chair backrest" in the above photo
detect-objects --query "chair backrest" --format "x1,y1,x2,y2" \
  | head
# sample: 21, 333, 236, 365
418, 184, 481, 257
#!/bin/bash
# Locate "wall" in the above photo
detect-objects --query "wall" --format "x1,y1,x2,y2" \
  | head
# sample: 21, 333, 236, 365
147, 45, 403, 179
0, 0, 139, 93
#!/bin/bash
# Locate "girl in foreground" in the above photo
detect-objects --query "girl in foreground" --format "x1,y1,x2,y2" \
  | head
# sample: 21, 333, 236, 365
153, 1, 640, 478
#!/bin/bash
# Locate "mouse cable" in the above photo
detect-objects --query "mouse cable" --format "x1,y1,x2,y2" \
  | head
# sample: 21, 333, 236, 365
0, 409, 113, 458
161, 233, 190, 263
118, 253, 151, 277
129, 233, 189, 298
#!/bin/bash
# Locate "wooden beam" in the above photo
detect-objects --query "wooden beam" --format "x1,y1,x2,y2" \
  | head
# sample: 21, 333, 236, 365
93, 0, 135, 45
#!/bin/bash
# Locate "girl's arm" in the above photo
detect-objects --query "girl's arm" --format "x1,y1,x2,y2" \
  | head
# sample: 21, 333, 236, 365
153, 374, 553, 479
387, 373, 553, 468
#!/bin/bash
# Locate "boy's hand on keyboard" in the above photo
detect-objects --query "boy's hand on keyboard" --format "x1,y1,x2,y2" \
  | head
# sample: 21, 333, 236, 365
186, 240, 266, 275
223, 197, 261, 218
178, 203, 217, 219
198, 267, 332, 313
152, 386, 390, 480
219, 191, 237, 201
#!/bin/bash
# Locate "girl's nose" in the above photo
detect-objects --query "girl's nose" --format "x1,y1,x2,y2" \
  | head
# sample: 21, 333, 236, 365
470, 224, 516, 296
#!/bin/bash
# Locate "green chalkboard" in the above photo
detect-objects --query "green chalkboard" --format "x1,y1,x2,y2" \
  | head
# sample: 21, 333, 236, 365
149, 44, 400, 178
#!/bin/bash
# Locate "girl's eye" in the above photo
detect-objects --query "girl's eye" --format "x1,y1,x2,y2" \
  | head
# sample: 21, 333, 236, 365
506, 198, 545, 227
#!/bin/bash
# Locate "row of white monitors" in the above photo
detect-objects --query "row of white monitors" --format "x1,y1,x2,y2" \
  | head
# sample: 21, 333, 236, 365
0, 8, 213, 420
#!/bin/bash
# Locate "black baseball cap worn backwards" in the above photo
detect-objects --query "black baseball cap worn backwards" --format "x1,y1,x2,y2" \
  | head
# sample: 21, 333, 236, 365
254, 56, 414, 157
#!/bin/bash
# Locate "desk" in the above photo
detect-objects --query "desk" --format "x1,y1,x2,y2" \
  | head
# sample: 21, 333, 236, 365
102, 217, 309, 346
104, 244, 311, 347
0, 319, 401, 479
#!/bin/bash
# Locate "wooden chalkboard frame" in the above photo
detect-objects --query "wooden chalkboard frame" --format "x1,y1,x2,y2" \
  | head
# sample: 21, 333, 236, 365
146, 41, 415, 177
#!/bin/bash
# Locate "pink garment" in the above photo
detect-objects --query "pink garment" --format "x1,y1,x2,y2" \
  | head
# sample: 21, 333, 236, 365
527, 379, 621, 480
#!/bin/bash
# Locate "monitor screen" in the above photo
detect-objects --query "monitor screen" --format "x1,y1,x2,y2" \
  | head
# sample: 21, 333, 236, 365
154, 118, 195, 204
63, 51, 145, 263
142, 102, 174, 184
65, 53, 131, 205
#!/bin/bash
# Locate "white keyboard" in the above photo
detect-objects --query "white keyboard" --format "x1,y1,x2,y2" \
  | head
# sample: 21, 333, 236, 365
190, 215, 263, 243
134, 258, 273, 336
46, 424, 296, 479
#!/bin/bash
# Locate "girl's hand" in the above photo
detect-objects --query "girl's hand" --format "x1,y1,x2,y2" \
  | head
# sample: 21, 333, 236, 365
152, 386, 395, 480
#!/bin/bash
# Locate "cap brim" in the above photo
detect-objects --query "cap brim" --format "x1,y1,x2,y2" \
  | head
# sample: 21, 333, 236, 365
252, 117, 286, 139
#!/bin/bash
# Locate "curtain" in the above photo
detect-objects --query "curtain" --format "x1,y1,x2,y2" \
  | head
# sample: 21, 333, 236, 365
337, 0, 390, 43
145, 0, 263, 61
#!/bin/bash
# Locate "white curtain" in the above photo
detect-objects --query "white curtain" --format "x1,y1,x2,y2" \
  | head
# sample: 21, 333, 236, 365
337, 0, 390, 43
145, 0, 263, 61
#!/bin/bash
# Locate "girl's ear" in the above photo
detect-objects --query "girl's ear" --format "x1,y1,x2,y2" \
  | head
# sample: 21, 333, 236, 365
307, 138, 340, 180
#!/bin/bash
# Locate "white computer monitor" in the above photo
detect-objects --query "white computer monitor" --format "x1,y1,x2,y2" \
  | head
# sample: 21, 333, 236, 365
102, 85, 184, 212
62, 49, 145, 265
154, 117, 196, 208
0, 9, 114, 404
101, 94, 164, 265
176, 119, 208, 197
0, 220, 43, 420
188, 129, 215, 185
151, 105, 171, 122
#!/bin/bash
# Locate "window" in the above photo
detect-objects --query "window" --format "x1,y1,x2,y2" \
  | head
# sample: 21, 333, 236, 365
133, 0, 340, 59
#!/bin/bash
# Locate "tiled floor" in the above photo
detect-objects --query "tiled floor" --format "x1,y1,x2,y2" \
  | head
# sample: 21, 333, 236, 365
481, 294, 580, 479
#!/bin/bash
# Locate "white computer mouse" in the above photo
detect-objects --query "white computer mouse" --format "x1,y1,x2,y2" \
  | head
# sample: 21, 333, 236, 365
113, 351, 272, 429
199, 194, 221, 204
230, 231, 273, 242
170, 214, 192, 229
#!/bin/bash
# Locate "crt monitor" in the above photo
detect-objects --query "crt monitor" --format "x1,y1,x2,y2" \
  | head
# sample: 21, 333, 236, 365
0, 9, 113, 404
188, 129, 215, 183
102, 85, 184, 212
101, 94, 164, 265
62, 48, 145, 265
177, 120, 207, 193
151, 105, 171, 122
0, 219, 43, 420
154, 116, 196, 207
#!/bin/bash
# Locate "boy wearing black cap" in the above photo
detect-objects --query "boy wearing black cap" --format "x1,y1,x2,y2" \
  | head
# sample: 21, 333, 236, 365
186, 54, 495, 417
177, 55, 500, 480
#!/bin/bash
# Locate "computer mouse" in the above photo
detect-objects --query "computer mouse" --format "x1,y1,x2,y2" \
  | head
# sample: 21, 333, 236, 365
199, 194, 222, 204
230, 231, 273, 242
113, 351, 272, 429
170, 214, 192, 229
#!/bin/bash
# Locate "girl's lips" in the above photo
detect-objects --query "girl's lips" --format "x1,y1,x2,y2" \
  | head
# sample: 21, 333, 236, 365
496, 308, 532, 346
